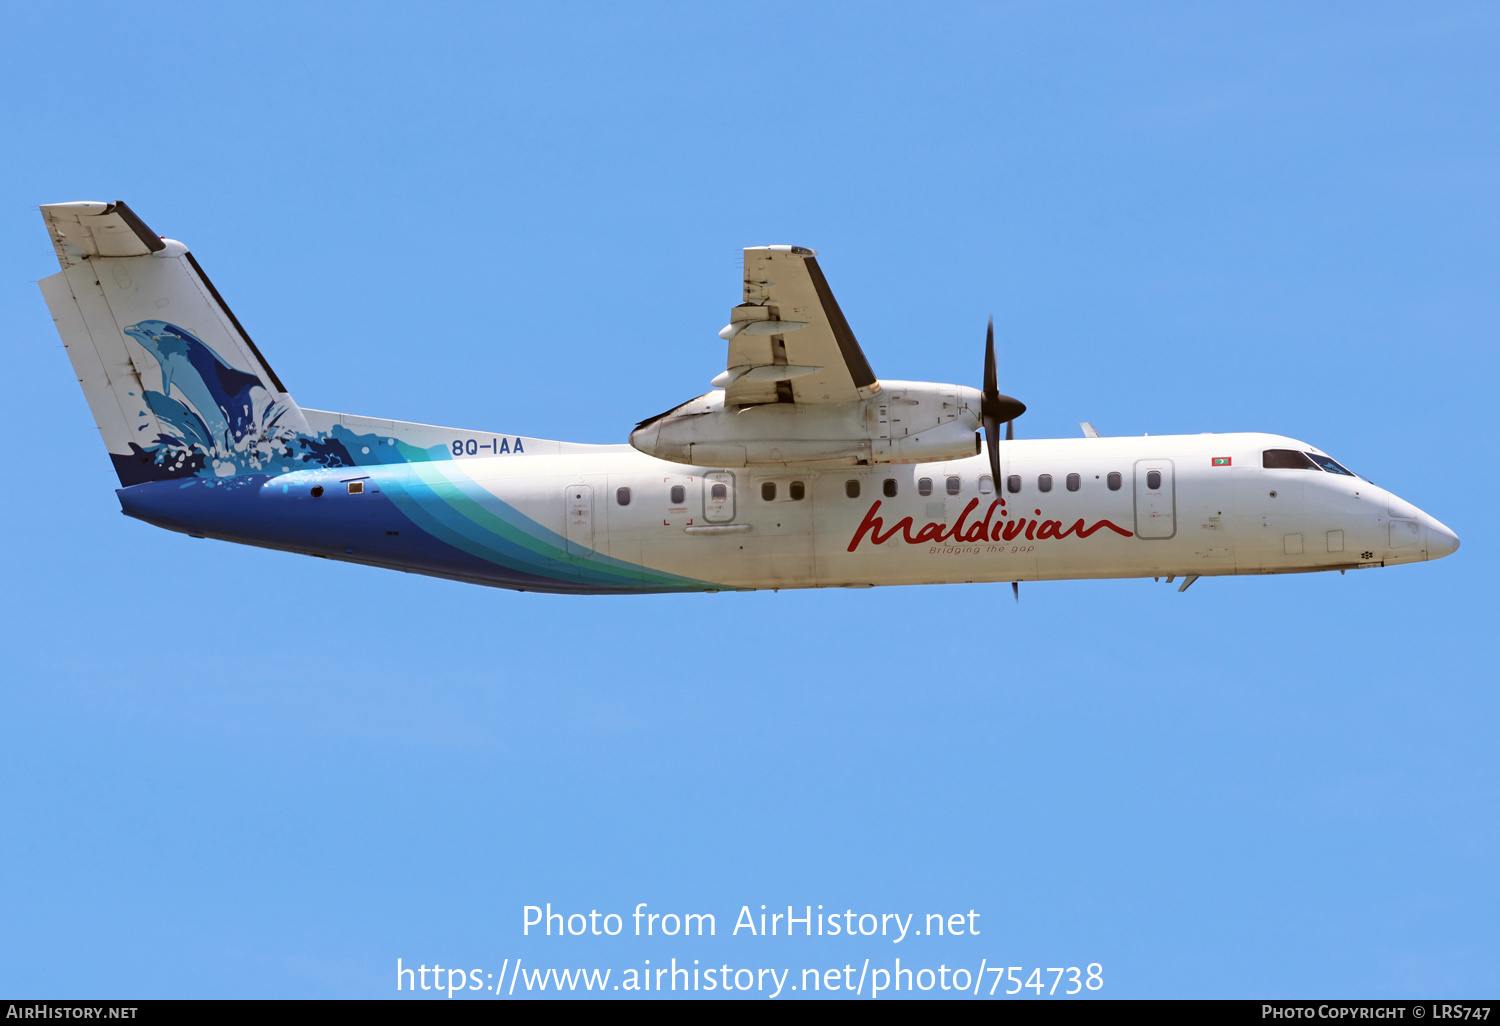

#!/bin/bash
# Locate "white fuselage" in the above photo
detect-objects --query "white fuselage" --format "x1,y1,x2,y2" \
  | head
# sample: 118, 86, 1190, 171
422, 431, 1457, 590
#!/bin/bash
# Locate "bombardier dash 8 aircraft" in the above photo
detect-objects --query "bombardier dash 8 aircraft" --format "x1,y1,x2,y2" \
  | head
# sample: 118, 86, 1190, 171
38, 201, 1457, 595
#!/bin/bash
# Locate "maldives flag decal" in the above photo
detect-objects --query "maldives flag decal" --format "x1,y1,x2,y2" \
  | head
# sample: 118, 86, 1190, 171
1212, 456, 1232, 466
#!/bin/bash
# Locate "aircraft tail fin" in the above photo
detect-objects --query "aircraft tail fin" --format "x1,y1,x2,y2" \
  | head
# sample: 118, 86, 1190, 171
38, 201, 311, 486
39, 201, 602, 490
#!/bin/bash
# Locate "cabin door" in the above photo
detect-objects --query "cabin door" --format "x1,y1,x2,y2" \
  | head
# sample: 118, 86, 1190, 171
703, 472, 736, 523
1133, 460, 1176, 539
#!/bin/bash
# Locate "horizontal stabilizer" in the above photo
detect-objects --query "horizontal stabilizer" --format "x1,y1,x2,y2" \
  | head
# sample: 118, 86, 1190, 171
42, 200, 165, 262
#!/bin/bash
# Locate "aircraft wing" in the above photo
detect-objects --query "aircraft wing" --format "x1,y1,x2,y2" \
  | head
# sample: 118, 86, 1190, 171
717, 247, 881, 405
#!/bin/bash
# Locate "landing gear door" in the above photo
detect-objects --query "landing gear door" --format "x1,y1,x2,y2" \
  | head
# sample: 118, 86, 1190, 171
565, 484, 594, 555
1133, 460, 1176, 539
704, 472, 735, 523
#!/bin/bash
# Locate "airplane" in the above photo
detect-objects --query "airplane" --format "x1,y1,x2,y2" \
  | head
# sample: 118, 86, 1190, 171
36, 200, 1458, 596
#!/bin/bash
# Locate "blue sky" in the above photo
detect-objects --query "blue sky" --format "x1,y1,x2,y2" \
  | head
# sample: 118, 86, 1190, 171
1, 1, 1495, 999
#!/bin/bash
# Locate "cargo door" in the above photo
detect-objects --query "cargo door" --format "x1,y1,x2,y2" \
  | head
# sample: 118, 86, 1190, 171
565, 484, 594, 555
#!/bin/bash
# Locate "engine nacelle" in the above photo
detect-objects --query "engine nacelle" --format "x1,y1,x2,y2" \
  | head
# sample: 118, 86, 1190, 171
630, 380, 982, 468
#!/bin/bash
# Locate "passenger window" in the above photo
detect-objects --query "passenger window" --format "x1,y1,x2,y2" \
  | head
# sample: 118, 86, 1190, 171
845, 480, 860, 499
979, 476, 993, 494
946, 475, 961, 495
918, 477, 933, 496
1306, 453, 1355, 476
1007, 475, 1021, 493
762, 482, 777, 501
669, 485, 685, 505
1038, 474, 1052, 493
347, 481, 364, 495
1107, 472, 1122, 491
790, 481, 805, 501
1146, 470, 1162, 490
883, 479, 898, 498
1066, 473, 1080, 491
711, 483, 727, 501
1263, 449, 1318, 470
616, 486, 631, 506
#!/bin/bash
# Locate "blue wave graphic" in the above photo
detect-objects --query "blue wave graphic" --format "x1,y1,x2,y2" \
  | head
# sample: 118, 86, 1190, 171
114, 320, 450, 485
108, 320, 711, 593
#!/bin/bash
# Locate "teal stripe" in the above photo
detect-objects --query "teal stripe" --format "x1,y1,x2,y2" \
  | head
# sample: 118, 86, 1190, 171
383, 463, 715, 591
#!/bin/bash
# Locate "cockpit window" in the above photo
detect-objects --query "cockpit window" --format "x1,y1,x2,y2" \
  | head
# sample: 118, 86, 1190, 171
1262, 448, 1318, 470
1306, 453, 1355, 476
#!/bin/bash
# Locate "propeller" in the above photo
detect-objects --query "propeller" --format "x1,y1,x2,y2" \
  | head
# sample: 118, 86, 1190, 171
980, 316, 1026, 489
981, 317, 1026, 603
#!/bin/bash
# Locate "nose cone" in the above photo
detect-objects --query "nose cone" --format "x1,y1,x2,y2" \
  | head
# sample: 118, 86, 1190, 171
1425, 515, 1460, 560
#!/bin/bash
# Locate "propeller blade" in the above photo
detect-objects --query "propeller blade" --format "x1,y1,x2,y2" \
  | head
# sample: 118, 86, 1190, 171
983, 317, 998, 403
982, 318, 1002, 482
1006, 419, 1013, 441
983, 415, 1003, 486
